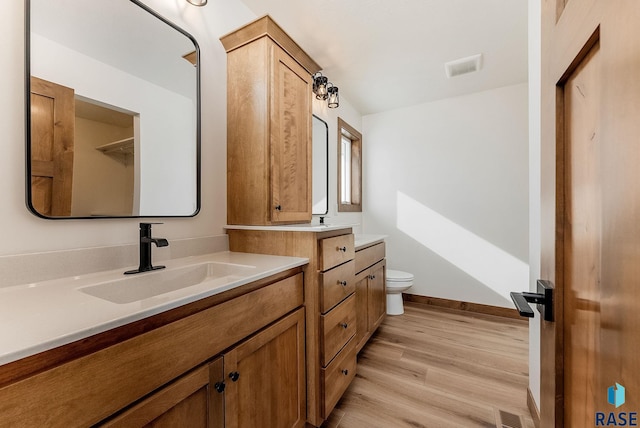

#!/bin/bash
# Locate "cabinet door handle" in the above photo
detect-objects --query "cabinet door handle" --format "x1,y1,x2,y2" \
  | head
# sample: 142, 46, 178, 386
214, 381, 226, 393
274, 204, 282, 211
337, 246, 347, 252
340, 322, 348, 329
229, 371, 240, 382
338, 280, 348, 287
369, 274, 376, 280
341, 369, 349, 376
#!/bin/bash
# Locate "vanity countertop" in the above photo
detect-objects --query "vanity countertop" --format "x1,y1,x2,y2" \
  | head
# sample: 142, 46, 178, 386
225, 223, 357, 232
0, 251, 308, 366
354, 234, 387, 250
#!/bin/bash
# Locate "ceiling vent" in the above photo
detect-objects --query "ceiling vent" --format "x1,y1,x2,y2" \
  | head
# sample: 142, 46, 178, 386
444, 53, 483, 78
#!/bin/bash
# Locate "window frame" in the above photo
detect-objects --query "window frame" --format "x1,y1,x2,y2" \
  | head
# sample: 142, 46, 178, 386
337, 117, 362, 212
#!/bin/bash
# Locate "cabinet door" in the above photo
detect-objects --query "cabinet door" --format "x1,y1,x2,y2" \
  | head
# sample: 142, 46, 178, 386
368, 262, 386, 333
354, 269, 370, 353
269, 43, 312, 223
224, 308, 306, 428
100, 359, 224, 428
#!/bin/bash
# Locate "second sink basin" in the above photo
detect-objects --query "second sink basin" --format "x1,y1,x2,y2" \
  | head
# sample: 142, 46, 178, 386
80, 262, 255, 304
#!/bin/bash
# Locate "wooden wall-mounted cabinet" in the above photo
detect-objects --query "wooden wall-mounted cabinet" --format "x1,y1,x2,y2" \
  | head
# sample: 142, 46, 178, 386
221, 16, 321, 225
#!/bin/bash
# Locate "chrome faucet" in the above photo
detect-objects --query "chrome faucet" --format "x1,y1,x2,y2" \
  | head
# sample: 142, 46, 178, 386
125, 223, 169, 275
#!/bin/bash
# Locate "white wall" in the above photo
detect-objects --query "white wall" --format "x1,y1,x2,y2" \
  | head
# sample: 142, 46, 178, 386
528, 0, 542, 410
362, 84, 529, 308
0, 0, 256, 257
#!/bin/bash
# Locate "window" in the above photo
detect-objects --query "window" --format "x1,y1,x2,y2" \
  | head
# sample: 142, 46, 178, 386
340, 136, 352, 204
337, 118, 362, 212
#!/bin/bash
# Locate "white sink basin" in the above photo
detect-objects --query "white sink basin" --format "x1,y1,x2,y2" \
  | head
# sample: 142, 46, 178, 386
80, 262, 255, 304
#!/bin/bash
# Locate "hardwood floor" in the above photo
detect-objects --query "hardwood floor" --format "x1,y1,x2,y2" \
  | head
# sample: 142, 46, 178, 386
323, 302, 533, 428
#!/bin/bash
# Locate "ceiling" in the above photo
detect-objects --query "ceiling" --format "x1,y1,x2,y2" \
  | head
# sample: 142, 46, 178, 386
238, 0, 529, 115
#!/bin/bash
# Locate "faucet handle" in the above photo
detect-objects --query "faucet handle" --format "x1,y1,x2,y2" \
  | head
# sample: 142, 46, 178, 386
139, 222, 163, 231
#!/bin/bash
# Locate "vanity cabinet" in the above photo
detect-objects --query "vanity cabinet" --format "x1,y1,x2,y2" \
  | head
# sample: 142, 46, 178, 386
102, 309, 305, 428
354, 242, 386, 353
0, 269, 305, 428
227, 228, 357, 426
221, 16, 321, 226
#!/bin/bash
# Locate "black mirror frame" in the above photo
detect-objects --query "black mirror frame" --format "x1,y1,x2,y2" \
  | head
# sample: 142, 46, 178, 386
24, 0, 202, 219
312, 114, 329, 216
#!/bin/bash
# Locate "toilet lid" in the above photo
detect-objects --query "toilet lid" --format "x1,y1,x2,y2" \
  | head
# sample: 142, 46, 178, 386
386, 269, 414, 282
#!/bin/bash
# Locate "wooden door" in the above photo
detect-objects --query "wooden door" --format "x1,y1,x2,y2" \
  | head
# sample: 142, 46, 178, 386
224, 308, 306, 428
540, 1, 640, 425
367, 261, 386, 333
29, 76, 75, 216
269, 43, 312, 224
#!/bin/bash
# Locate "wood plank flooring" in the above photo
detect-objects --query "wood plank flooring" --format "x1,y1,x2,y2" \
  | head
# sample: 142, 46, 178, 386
323, 302, 534, 428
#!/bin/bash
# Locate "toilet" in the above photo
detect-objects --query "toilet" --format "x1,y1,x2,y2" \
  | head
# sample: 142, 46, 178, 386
385, 269, 414, 315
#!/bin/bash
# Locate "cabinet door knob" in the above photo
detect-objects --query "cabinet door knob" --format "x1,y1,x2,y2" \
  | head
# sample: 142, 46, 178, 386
337, 246, 347, 252
341, 369, 349, 376
338, 280, 348, 287
340, 322, 348, 329
369, 274, 376, 280
274, 204, 282, 211
229, 371, 240, 382
214, 382, 226, 393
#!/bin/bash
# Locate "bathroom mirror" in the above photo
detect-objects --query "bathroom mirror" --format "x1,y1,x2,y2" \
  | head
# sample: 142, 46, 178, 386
312, 115, 329, 216
26, 0, 200, 218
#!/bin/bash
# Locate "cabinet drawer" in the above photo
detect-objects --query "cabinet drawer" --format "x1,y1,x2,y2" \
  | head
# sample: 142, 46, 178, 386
320, 294, 356, 366
319, 234, 355, 271
320, 260, 356, 313
355, 242, 385, 273
321, 337, 356, 418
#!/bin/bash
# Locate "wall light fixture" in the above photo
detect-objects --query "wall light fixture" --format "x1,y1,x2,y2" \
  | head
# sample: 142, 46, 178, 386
312, 72, 339, 108
327, 84, 339, 109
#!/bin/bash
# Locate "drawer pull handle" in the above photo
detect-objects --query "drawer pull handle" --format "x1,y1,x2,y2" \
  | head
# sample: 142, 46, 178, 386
337, 246, 347, 252
274, 204, 282, 211
340, 322, 348, 329
338, 280, 348, 287
229, 371, 240, 382
341, 369, 349, 376
214, 382, 226, 393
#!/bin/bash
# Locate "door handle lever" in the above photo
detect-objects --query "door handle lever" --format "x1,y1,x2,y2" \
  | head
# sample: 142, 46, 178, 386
510, 280, 554, 322
510, 292, 539, 317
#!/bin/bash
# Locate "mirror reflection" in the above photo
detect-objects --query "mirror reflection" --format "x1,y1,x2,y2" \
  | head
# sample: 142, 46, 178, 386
312, 115, 329, 216
27, 0, 200, 218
